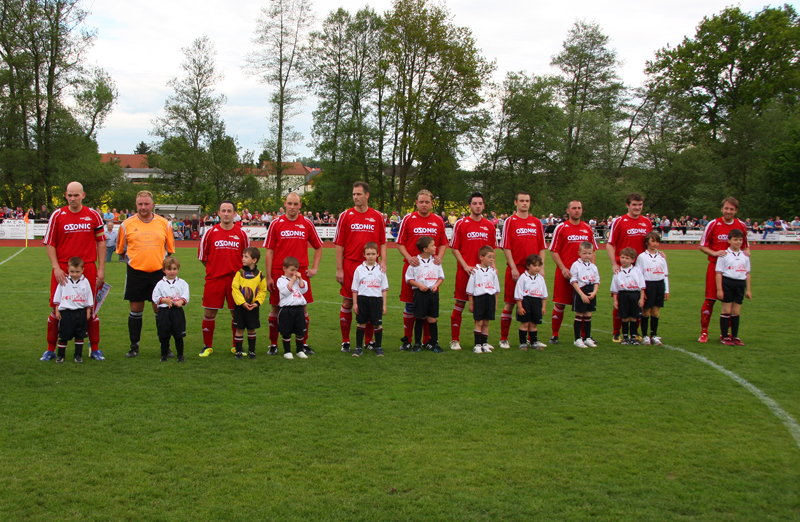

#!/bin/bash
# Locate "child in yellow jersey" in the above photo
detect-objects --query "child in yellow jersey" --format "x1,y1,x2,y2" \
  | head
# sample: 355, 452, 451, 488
231, 247, 267, 359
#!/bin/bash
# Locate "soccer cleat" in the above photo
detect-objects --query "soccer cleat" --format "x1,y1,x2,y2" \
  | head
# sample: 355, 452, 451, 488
399, 337, 412, 351
698, 332, 709, 343
518, 343, 529, 351
423, 343, 434, 351
234, 351, 243, 360
732, 338, 745, 346
532, 341, 547, 351
126, 344, 139, 358
89, 350, 105, 361
56, 356, 65, 363
39, 350, 56, 361
431, 344, 444, 353
199, 347, 213, 357
573, 339, 587, 348
548, 336, 559, 345
612, 333, 621, 343
412, 343, 422, 353
302, 345, 315, 355
629, 338, 641, 346
634, 335, 643, 343
177, 356, 186, 363
498, 340, 510, 349
720, 336, 735, 346
267, 345, 278, 356
620, 338, 629, 346
167, 349, 175, 358
583, 337, 597, 348
473, 344, 483, 353
160, 356, 168, 362
341, 342, 351, 353
482, 344, 492, 353
284, 352, 294, 360
74, 355, 83, 363
366, 341, 376, 351
297, 351, 308, 359
651, 336, 663, 346
449, 340, 462, 351
352, 347, 363, 357
484, 342, 495, 351
374, 347, 385, 356
231, 347, 237, 354
642, 336, 651, 346
248, 351, 256, 359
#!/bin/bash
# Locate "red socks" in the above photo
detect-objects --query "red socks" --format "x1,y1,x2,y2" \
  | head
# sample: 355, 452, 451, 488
88, 316, 100, 351
613, 307, 622, 336
268, 312, 279, 345
450, 304, 464, 342
700, 299, 715, 332
551, 304, 565, 337
500, 310, 512, 341
202, 318, 215, 348
340, 307, 352, 343
47, 312, 59, 352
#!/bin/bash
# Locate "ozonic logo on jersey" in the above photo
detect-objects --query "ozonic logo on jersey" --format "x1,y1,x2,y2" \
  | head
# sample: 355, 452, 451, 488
64, 223, 92, 231
516, 228, 539, 235
413, 227, 438, 235
626, 228, 649, 235
567, 234, 589, 241
466, 232, 489, 240
351, 223, 375, 231
280, 230, 306, 238
717, 234, 729, 242
214, 240, 240, 248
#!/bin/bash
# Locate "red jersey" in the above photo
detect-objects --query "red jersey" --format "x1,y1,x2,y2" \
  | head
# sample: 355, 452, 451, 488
700, 218, 749, 262
43, 205, 105, 264
607, 214, 652, 262
198, 223, 250, 280
397, 211, 448, 258
500, 213, 546, 268
450, 216, 497, 265
263, 214, 323, 268
333, 207, 387, 262
549, 220, 598, 268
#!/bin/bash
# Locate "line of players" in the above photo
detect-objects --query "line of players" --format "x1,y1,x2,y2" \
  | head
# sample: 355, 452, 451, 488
40, 181, 752, 361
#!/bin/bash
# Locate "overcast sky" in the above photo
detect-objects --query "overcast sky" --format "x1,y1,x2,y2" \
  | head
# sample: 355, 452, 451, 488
86, 0, 793, 159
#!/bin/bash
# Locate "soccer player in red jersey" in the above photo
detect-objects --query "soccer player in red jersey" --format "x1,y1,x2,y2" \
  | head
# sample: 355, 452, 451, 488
264, 192, 323, 355
41, 181, 106, 361
334, 182, 387, 352
606, 193, 652, 342
499, 191, 546, 348
448, 192, 497, 350
698, 197, 749, 342
548, 200, 598, 344
396, 190, 448, 350
198, 201, 250, 357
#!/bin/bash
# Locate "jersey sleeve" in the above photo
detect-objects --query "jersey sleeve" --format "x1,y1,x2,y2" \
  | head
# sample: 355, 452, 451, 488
609, 274, 619, 294
351, 267, 362, 293
165, 219, 175, 254
548, 223, 563, 252
514, 277, 525, 301
306, 218, 323, 249
500, 218, 513, 249
435, 216, 448, 247
404, 265, 416, 283
42, 209, 60, 247
700, 221, 715, 248
179, 280, 190, 305
381, 272, 389, 292
569, 262, 579, 285
466, 272, 476, 295
232, 273, 246, 306
333, 212, 347, 246
607, 218, 619, 246
450, 219, 462, 249
715, 255, 726, 273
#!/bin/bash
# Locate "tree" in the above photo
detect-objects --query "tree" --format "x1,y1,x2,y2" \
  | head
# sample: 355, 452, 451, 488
246, 0, 314, 198
133, 141, 151, 155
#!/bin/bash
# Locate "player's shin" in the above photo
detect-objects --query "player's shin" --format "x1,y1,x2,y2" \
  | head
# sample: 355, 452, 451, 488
88, 316, 100, 350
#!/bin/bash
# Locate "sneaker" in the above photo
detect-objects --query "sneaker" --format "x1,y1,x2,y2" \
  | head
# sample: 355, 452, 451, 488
612, 333, 621, 343
341, 342, 351, 353
548, 336, 559, 345
651, 336, 663, 346
177, 356, 186, 363
74, 355, 83, 363
56, 356, 65, 363
199, 347, 213, 357
399, 337, 413, 351
574, 338, 587, 348
532, 341, 547, 351
473, 344, 482, 353
449, 340, 462, 351
234, 351, 243, 360
374, 347, 385, 356
167, 349, 175, 358
352, 347, 363, 357
720, 336, 735, 346
248, 351, 256, 359
732, 337, 745, 346
518, 343, 528, 351
431, 344, 444, 353
583, 337, 597, 348
642, 336, 651, 346
482, 344, 492, 353
297, 351, 308, 359
126, 344, 139, 358
160, 356, 168, 362
284, 352, 294, 360
498, 340, 510, 349
412, 343, 422, 353
302, 345, 315, 355
698, 332, 709, 343
39, 350, 56, 361
89, 350, 105, 361
267, 345, 278, 356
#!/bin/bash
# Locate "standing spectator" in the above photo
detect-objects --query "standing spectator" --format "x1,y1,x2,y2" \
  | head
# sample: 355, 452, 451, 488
448, 211, 457, 228
660, 215, 671, 235
104, 221, 119, 262
103, 208, 113, 221
39, 204, 49, 220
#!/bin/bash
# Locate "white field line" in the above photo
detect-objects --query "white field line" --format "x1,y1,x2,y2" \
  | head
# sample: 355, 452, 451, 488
0, 248, 25, 266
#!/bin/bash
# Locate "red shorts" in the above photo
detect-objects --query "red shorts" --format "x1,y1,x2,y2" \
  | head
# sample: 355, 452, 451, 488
503, 265, 525, 305
50, 263, 97, 308
339, 259, 361, 299
400, 263, 414, 303
552, 271, 573, 306
705, 262, 718, 300
270, 266, 314, 305
454, 266, 470, 302
202, 273, 236, 310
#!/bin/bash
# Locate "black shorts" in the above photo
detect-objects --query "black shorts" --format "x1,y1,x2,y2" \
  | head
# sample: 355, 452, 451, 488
233, 305, 261, 331
278, 305, 305, 339
722, 276, 746, 304
617, 290, 641, 319
124, 265, 163, 302
643, 280, 666, 309
58, 308, 88, 341
412, 288, 440, 318
157, 307, 186, 339
572, 284, 597, 313
472, 293, 496, 322
356, 296, 383, 326
516, 296, 543, 324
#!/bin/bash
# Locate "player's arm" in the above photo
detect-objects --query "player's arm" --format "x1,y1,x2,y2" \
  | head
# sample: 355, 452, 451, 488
379, 242, 388, 273
502, 248, 519, 281
468, 294, 474, 312
638, 288, 645, 308
232, 275, 246, 306
606, 243, 620, 273
95, 229, 106, 285
432, 278, 443, 293
515, 298, 524, 315
700, 245, 726, 257
335, 244, 345, 284
538, 248, 546, 276
307, 246, 322, 278
715, 272, 724, 300
549, 251, 570, 279
588, 283, 599, 300
745, 272, 752, 299
451, 248, 473, 274
263, 248, 275, 290
382, 289, 388, 315
352, 289, 359, 314
46, 245, 66, 286
434, 244, 447, 266
397, 244, 417, 266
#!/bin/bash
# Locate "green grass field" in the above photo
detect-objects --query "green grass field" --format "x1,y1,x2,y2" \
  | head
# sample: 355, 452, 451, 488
1, 246, 798, 521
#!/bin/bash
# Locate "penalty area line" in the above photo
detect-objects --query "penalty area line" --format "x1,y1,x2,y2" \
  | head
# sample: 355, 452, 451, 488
0, 247, 25, 266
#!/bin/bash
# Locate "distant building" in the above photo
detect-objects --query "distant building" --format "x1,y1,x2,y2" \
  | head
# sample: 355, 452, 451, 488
100, 152, 164, 183
255, 161, 319, 195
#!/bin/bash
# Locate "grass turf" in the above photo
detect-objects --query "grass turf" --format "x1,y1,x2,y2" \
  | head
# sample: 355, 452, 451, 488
0, 246, 798, 521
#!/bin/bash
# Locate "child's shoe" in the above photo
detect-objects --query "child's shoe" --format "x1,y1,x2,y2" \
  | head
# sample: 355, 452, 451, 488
583, 337, 597, 348
284, 352, 294, 360
56, 356, 65, 363
177, 356, 186, 363
74, 355, 83, 363
518, 343, 528, 351
267, 345, 278, 356
160, 356, 168, 362
297, 351, 308, 359
481, 344, 492, 353
498, 340, 510, 349
642, 336, 651, 345
248, 351, 256, 359
412, 343, 422, 353
732, 338, 744, 346
352, 347, 363, 357
573, 338, 587, 348
473, 344, 482, 353
374, 347, 385, 356
234, 351, 242, 360
431, 344, 444, 353
651, 336, 663, 346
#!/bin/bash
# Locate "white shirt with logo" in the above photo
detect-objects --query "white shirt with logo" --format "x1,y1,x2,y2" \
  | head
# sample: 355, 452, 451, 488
610, 266, 646, 294
569, 260, 601, 287
405, 256, 445, 289
277, 275, 308, 306
514, 272, 548, 300
636, 250, 670, 293
351, 262, 389, 298
53, 275, 94, 311
715, 249, 750, 280
466, 265, 500, 296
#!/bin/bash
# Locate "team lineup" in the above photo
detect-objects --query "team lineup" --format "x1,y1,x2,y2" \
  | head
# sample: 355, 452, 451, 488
40, 181, 753, 363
